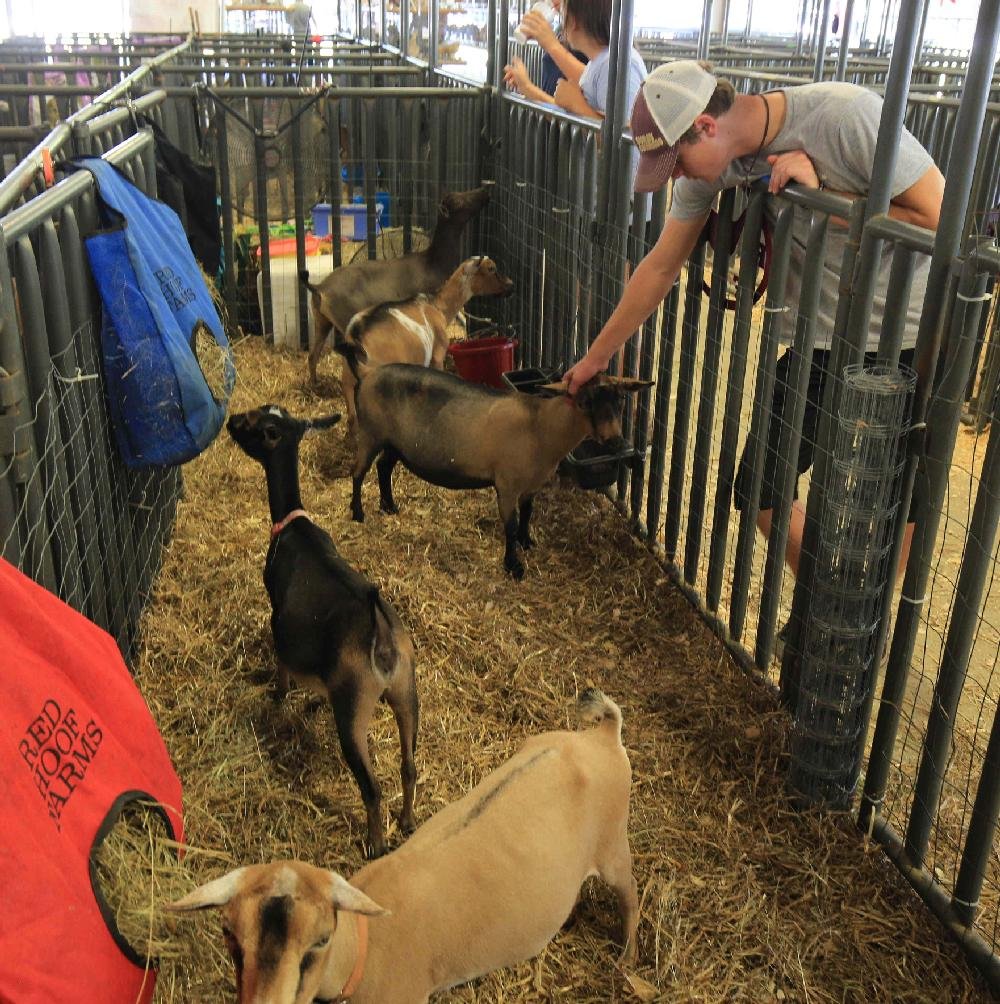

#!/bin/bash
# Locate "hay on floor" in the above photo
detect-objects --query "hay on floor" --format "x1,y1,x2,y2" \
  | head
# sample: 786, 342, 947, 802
97, 337, 990, 1002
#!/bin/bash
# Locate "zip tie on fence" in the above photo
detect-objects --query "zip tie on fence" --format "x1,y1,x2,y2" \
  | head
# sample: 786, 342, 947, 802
763, 305, 790, 313
53, 368, 99, 384
951, 894, 980, 909
900, 593, 928, 606
515, 181, 527, 187
552, 207, 570, 215
956, 290, 992, 302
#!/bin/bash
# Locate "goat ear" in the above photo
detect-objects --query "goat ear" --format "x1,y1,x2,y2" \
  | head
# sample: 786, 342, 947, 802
601, 376, 655, 393
539, 381, 570, 395
165, 868, 248, 912
307, 413, 342, 431
328, 871, 389, 916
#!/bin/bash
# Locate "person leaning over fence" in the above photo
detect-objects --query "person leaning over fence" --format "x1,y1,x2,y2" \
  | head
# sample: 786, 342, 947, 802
563, 61, 945, 594
504, 0, 645, 120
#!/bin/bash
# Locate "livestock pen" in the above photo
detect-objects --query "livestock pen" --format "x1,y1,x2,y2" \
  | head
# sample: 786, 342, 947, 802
1, 1, 999, 1000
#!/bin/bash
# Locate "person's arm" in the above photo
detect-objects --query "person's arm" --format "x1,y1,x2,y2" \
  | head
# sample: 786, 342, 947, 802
766, 151, 943, 231
518, 11, 587, 84
564, 212, 709, 393
553, 78, 599, 118
504, 58, 552, 105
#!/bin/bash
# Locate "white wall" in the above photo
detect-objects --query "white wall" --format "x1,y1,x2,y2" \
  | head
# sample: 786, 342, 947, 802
130, 0, 219, 34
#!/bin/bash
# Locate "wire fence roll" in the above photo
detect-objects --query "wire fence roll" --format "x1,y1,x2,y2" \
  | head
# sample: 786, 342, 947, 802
789, 361, 917, 808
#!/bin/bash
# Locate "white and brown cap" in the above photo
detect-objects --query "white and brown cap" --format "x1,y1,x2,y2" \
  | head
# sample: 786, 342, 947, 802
631, 60, 718, 193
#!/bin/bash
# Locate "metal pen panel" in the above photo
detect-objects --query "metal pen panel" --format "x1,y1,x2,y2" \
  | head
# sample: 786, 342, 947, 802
727, 208, 795, 644
646, 274, 680, 545
861, 0, 1000, 833
686, 187, 736, 592
757, 210, 829, 671
12, 235, 84, 607
902, 263, 991, 867
36, 219, 107, 627
666, 240, 706, 564
707, 190, 765, 613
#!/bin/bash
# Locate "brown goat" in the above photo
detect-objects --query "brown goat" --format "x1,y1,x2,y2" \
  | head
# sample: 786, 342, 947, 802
300, 186, 491, 384
227, 405, 419, 859
167, 690, 638, 1004
337, 255, 514, 428
339, 362, 652, 578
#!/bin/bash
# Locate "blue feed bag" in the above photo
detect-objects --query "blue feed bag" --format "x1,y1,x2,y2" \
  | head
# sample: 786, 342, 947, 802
78, 156, 235, 468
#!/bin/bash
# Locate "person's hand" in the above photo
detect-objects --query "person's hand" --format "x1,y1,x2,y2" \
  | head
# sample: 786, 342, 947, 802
564, 353, 608, 396
503, 57, 531, 95
766, 151, 821, 194
517, 9, 558, 49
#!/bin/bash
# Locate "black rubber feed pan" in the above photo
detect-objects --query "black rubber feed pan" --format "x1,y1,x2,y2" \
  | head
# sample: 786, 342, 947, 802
561, 439, 639, 490
500, 366, 560, 395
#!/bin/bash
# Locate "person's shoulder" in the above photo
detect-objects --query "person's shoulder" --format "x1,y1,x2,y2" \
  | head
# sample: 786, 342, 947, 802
792, 81, 880, 113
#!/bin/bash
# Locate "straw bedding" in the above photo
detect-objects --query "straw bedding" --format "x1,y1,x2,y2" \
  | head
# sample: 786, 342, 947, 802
96, 337, 990, 1002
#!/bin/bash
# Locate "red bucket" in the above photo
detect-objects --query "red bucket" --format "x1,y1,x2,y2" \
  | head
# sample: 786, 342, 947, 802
448, 336, 518, 388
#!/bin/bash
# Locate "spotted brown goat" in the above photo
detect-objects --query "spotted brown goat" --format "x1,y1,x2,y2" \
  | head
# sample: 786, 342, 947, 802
336, 255, 514, 429
227, 405, 419, 858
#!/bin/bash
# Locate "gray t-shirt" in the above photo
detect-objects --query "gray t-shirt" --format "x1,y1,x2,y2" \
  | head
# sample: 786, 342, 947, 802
670, 82, 935, 351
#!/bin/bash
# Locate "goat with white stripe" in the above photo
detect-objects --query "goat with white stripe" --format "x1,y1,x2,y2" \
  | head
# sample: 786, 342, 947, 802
337, 256, 514, 430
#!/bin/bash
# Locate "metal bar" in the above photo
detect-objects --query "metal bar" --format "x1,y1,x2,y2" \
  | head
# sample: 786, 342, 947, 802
876, 247, 916, 362
699, 0, 714, 61
953, 664, 1000, 927
813, 0, 831, 80
686, 187, 736, 588
757, 211, 829, 671
869, 815, 1000, 995
729, 202, 795, 642
860, 0, 1000, 833
646, 269, 680, 541
707, 191, 766, 611
835, 0, 855, 81
665, 241, 706, 561
903, 261, 991, 865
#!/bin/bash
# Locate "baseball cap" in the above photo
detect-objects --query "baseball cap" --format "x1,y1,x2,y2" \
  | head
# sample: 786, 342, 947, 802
631, 60, 718, 193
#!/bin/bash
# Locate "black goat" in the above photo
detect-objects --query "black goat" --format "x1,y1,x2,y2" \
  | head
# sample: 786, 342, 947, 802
227, 405, 419, 858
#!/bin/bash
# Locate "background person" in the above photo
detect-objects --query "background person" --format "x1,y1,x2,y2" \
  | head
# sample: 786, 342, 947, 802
563, 60, 944, 586
504, 0, 645, 121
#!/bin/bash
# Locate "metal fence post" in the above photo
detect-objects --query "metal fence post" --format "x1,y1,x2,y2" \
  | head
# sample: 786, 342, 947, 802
860, 0, 1000, 834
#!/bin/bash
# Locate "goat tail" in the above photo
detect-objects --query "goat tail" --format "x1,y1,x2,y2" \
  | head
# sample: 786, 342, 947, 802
331, 333, 370, 381
299, 269, 320, 293
577, 688, 623, 744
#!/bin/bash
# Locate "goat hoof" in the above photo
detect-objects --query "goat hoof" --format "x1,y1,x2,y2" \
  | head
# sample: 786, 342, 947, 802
398, 811, 417, 835
365, 841, 388, 860
505, 560, 525, 580
518, 534, 535, 550
380, 502, 399, 515
351, 509, 365, 523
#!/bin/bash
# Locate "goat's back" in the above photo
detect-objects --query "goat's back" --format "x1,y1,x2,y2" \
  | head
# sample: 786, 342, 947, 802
356, 364, 535, 483
314, 252, 453, 332
351, 726, 632, 989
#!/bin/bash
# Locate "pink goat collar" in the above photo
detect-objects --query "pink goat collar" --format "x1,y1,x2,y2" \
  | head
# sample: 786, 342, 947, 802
271, 509, 309, 538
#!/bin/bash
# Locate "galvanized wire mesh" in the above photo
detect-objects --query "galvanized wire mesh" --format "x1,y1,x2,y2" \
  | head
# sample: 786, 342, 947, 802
788, 362, 916, 808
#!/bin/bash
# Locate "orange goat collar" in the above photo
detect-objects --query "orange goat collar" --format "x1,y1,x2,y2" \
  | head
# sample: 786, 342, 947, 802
333, 913, 369, 1001
270, 508, 309, 538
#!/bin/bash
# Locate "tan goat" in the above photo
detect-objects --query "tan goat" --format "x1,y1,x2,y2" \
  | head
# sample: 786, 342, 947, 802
337, 255, 514, 428
167, 690, 639, 1004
